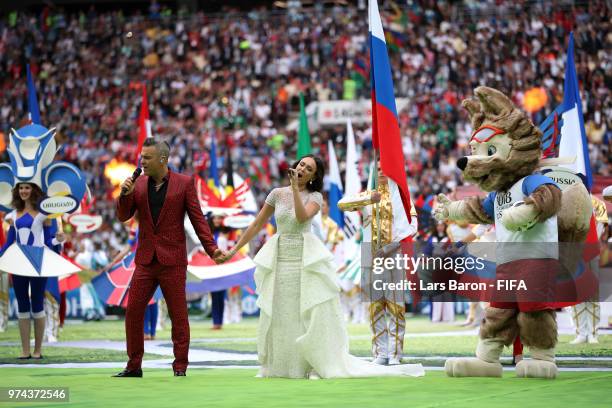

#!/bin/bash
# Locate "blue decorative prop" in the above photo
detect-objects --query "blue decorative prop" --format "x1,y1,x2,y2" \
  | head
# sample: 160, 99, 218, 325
6, 124, 57, 188
43, 162, 87, 200
0, 164, 15, 211
0, 70, 88, 212
0, 123, 88, 213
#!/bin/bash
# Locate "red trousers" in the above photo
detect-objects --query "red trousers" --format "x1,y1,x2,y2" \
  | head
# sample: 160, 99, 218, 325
126, 257, 189, 372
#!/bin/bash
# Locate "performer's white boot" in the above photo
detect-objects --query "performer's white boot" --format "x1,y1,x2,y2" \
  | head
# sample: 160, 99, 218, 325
386, 301, 405, 365
369, 301, 389, 364
516, 347, 557, 379
569, 335, 587, 345
445, 338, 503, 377
369, 301, 405, 365
571, 302, 600, 345
388, 357, 402, 365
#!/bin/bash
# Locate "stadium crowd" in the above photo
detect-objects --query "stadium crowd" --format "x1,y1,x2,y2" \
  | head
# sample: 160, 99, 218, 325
0, 0, 609, 259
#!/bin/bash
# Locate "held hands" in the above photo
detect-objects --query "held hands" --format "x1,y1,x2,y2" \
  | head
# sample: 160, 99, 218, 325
213, 248, 237, 264
212, 249, 226, 264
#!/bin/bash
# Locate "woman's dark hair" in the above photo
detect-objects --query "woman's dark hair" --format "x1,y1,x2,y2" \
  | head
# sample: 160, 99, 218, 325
291, 154, 325, 192
11, 183, 44, 212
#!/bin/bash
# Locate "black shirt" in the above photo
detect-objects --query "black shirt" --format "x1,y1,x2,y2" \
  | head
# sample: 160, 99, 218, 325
148, 172, 169, 225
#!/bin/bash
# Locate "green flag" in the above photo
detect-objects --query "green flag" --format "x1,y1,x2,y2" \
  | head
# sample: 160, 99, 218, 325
297, 93, 312, 159
343, 79, 357, 100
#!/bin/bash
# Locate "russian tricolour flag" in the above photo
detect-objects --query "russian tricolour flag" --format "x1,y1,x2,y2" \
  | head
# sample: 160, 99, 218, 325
540, 33, 592, 190
539, 33, 599, 291
369, 0, 412, 223
557, 33, 592, 190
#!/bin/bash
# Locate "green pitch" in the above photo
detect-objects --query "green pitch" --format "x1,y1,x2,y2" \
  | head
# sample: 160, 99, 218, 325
1, 368, 610, 408
1, 317, 611, 366
0, 315, 475, 343
1, 317, 611, 407
0, 346, 166, 364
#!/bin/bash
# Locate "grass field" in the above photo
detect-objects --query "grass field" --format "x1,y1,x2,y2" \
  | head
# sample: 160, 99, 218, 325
0, 315, 473, 342
0, 318, 262, 342
191, 334, 612, 358
0, 316, 610, 407
0, 347, 166, 364
1, 368, 610, 408
2, 317, 611, 363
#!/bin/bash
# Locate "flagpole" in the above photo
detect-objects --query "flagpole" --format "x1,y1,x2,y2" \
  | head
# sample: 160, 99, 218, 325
373, 148, 381, 253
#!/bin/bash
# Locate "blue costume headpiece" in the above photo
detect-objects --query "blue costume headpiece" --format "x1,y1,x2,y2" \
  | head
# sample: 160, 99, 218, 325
0, 124, 87, 212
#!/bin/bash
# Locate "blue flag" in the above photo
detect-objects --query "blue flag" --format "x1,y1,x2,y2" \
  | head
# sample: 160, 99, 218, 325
209, 132, 220, 189
327, 140, 344, 228
26, 64, 41, 124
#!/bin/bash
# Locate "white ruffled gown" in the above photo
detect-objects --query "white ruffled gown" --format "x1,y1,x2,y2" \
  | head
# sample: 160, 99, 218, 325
254, 187, 424, 379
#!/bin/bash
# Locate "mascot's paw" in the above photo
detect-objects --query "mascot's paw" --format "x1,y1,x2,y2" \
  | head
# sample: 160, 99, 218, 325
433, 194, 451, 221
500, 201, 538, 231
444, 357, 503, 377
515, 359, 557, 379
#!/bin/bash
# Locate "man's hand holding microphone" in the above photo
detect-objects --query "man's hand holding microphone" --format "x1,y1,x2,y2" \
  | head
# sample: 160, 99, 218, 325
120, 168, 142, 196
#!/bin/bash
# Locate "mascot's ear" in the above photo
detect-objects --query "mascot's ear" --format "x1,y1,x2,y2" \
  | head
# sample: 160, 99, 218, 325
462, 98, 481, 117
42, 162, 87, 203
461, 98, 484, 128
0, 163, 14, 212
474, 86, 514, 117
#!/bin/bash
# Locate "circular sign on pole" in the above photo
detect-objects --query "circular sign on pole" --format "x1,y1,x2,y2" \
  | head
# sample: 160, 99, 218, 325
223, 214, 256, 229
66, 213, 103, 233
39, 195, 79, 215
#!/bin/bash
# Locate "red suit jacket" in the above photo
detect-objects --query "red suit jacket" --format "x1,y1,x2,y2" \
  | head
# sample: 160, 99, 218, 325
116, 170, 218, 265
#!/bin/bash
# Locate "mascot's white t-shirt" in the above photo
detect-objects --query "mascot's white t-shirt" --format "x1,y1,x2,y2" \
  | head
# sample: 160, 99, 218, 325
482, 174, 559, 265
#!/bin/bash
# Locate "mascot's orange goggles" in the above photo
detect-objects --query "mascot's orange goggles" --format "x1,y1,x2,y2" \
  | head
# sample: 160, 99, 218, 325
470, 125, 505, 143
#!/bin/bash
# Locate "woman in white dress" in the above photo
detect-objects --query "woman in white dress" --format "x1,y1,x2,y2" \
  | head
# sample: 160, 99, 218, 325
220, 155, 424, 379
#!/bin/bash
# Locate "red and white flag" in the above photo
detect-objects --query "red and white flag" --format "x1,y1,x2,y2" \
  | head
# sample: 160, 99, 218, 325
135, 84, 152, 164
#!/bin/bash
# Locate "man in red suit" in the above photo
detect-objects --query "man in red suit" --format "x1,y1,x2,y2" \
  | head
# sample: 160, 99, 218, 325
113, 138, 225, 378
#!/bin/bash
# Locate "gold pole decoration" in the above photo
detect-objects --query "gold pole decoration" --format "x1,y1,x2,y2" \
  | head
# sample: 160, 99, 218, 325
373, 149, 381, 253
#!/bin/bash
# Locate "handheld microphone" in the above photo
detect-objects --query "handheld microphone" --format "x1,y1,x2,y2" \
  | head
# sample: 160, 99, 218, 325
121, 167, 142, 195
